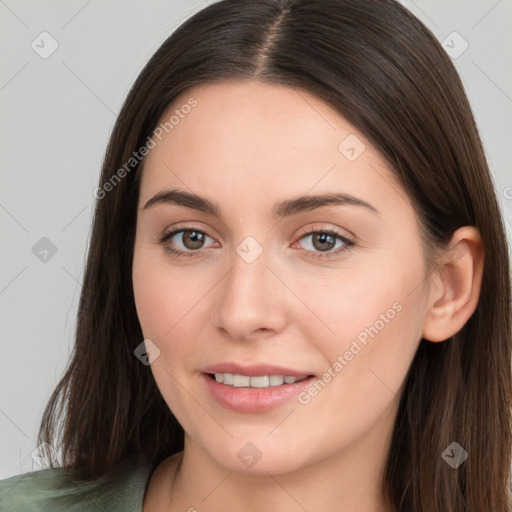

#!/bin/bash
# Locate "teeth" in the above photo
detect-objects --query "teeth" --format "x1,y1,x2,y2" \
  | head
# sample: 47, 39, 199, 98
213, 373, 308, 388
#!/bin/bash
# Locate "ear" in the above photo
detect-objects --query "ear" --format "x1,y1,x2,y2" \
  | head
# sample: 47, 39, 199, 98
422, 226, 484, 343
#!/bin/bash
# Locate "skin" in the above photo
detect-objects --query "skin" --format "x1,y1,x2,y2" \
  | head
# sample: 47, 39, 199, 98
132, 80, 484, 512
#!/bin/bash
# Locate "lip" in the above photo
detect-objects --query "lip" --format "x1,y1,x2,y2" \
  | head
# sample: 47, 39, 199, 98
201, 362, 313, 378
200, 365, 315, 414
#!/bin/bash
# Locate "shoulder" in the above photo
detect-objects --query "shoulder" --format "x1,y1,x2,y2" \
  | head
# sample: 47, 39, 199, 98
0, 455, 152, 512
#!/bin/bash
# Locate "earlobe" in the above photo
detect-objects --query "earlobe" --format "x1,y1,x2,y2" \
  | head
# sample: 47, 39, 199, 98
422, 226, 484, 343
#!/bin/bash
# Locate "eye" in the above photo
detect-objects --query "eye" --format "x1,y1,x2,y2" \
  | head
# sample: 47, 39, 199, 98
156, 226, 354, 260
295, 229, 353, 260
157, 228, 216, 257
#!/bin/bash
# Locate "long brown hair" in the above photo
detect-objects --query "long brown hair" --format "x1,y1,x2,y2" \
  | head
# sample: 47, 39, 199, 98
37, 1, 512, 510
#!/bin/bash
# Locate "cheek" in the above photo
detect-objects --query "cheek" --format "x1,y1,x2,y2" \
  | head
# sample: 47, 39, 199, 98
132, 257, 169, 339
132, 248, 205, 416
296, 255, 425, 393
293, 288, 422, 448
292, 264, 402, 345
132, 245, 218, 358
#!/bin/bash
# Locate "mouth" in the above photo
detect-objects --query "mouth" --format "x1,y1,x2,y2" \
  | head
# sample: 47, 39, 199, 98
201, 370, 316, 413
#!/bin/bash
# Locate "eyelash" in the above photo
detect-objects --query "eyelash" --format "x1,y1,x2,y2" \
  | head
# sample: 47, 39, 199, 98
156, 226, 354, 261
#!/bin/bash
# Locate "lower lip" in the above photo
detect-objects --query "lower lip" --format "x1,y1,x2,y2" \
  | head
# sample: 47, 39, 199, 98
202, 373, 315, 413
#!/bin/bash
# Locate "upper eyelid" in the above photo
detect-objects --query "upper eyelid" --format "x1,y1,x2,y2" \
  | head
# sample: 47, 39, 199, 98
162, 220, 354, 240
163, 224, 216, 242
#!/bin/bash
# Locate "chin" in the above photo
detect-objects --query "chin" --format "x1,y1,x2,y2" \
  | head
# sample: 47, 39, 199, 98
203, 440, 315, 476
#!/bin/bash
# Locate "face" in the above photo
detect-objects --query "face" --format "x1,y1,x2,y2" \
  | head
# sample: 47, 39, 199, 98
132, 80, 431, 475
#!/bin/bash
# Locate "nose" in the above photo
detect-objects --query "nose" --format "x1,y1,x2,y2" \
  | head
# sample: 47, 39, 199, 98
212, 243, 288, 341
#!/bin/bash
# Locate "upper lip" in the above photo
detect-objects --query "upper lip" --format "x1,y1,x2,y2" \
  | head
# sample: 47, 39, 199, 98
202, 362, 314, 378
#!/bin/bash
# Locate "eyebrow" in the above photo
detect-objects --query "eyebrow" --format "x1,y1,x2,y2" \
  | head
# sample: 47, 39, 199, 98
143, 188, 379, 217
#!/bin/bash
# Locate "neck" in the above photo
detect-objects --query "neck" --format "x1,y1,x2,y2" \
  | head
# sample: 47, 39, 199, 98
176, 442, 393, 512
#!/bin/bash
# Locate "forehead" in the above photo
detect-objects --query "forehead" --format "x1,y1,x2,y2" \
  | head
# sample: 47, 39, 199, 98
139, 80, 407, 216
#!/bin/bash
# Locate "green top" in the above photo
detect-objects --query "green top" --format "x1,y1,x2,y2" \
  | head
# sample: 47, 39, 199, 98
0, 455, 153, 511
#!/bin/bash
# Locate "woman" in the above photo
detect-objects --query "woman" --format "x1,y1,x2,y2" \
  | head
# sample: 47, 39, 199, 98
1, 0, 510, 511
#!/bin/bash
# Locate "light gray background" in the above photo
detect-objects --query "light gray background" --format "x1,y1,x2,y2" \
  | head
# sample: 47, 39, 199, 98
1, 0, 511, 478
